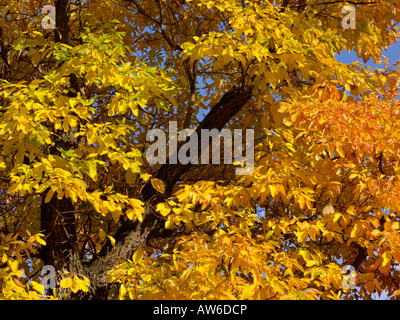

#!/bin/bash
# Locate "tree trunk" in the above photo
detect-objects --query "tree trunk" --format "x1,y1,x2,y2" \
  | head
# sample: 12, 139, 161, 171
39, 0, 82, 297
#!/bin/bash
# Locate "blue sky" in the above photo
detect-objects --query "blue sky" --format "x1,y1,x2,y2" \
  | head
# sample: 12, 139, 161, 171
336, 39, 400, 68
336, 39, 399, 300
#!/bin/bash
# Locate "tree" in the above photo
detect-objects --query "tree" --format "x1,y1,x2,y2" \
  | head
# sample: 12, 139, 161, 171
0, 0, 400, 300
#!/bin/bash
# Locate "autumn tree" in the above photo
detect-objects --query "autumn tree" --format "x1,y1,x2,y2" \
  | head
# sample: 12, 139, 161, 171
1, 0, 400, 300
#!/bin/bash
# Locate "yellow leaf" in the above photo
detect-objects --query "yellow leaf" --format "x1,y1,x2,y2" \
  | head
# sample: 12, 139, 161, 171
382, 251, 392, 267
111, 210, 120, 224
72, 275, 90, 293
60, 277, 73, 289
99, 229, 106, 241
125, 169, 136, 184
126, 209, 137, 221
392, 249, 400, 265
44, 188, 56, 203
333, 213, 341, 222
306, 260, 318, 267
165, 217, 174, 229
346, 205, 356, 216
299, 249, 309, 260
9, 260, 19, 272
181, 41, 196, 52
298, 196, 306, 209
269, 184, 280, 197
107, 235, 116, 247
163, 92, 179, 109
350, 223, 360, 238
240, 285, 254, 299
141, 173, 152, 181
31, 281, 45, 294
96, 243, 102, 253
35, 233, 46, 246
151, 178, 164, 194
119, 283, 127, 300
156, 203, 171, 217
71, 279, 80, 293
349, 173, 358, 180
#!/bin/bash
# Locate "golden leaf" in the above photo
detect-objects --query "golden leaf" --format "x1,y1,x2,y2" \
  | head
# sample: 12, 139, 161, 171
151, 178, 164, 194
